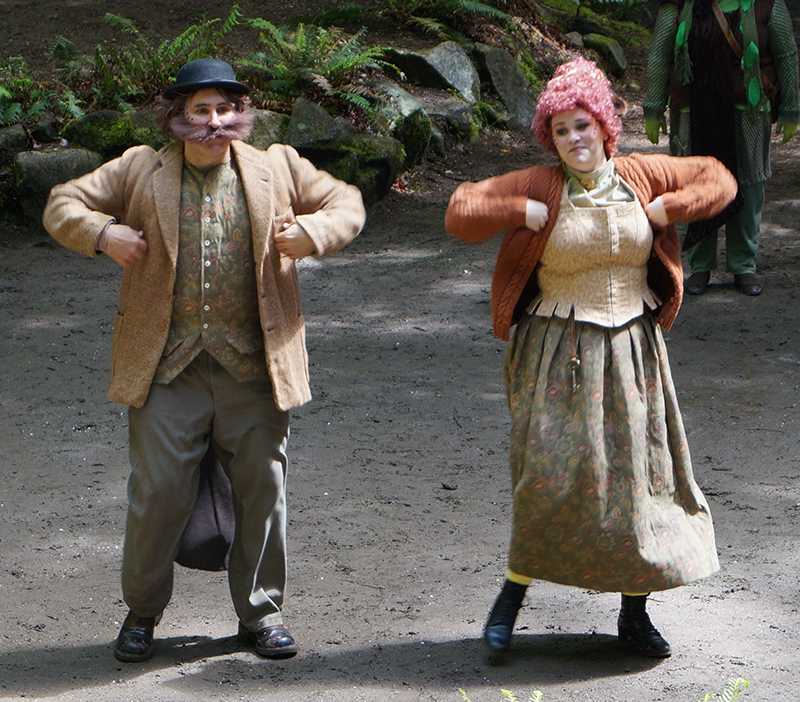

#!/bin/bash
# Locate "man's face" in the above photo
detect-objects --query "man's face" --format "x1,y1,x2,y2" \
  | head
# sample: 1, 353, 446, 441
184, 88, 237, 133
181, 88, 239, 169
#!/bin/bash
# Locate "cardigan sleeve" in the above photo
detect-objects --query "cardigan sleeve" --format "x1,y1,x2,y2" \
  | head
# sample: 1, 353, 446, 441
620, 153, 738, 223
444, 169, 534, 242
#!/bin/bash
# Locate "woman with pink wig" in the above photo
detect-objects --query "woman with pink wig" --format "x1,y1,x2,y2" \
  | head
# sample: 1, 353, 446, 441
446, 58, 735, 660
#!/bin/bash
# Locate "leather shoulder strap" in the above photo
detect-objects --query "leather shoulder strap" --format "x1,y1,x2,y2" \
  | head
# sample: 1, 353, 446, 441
711, 0, 776, 93
711, 0, 743, 58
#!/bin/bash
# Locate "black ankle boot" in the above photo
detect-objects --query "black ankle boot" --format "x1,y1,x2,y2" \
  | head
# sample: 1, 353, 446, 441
617, 594, 671, 658
483, 580, 527, 655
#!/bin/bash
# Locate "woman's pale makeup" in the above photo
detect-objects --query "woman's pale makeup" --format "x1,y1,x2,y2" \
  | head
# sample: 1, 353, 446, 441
551, 108, 609, 174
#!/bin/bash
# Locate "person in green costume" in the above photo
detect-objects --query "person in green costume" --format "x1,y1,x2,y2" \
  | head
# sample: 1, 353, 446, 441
643, 0, 798, 296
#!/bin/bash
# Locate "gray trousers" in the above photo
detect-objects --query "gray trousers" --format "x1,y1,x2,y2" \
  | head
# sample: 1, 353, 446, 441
123, 351, 290, 631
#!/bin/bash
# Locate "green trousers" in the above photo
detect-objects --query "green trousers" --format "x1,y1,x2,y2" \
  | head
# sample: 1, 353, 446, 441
687, 180, 765, 275
123, 351, 290, 632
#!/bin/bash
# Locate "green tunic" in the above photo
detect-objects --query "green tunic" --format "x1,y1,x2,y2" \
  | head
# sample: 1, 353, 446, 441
643, 0, 798, 184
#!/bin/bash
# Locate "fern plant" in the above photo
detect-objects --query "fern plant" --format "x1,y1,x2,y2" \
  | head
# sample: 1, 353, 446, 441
457, 679, 749, 702
377, 0, 511, 39
0, 57, 84, 127
305, 1, 365, 26
459, 689, 543, 702
53, 6, 242, 111
241, 20, 390, 117
698, 677, 750, 702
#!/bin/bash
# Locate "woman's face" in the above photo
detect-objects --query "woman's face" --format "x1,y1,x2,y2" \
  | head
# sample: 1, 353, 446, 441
551, 108, 608, 173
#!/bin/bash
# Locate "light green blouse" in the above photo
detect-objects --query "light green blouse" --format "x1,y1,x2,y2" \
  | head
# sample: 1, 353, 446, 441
563, 159, 635, 207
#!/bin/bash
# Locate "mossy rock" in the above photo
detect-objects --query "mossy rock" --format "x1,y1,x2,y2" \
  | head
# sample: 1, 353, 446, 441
122, 110, 169, 151
63, 110, 167, 158
15, 147, 104, 225
538, 0, 579, 12
348, 135, 404, 206
583, 33, 627, 77
370, 80, 431, 166
538, 0, 650, 48
247, 110, 289, 151
0, 124, 29, 168
287, 97, 358, 150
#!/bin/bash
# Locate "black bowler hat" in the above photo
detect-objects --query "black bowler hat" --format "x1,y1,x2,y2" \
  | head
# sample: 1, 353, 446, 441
163, 58, 250, 99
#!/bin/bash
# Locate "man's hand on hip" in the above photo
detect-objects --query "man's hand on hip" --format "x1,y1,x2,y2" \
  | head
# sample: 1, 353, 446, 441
100, 224, 148, 267
274, 221, 316, 259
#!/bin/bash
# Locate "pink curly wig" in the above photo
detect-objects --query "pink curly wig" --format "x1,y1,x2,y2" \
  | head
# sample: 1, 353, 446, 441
532, 57, 623, 158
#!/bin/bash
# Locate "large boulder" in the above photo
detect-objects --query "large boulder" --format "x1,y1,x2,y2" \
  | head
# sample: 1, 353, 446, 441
0, 124, 29, 167
418, 90, 475, 149
345, 135, 404, 206
287, 97, 403, 205
286, 97, 358, 148
384, 41, 481, 105
583, 33, 627, 77
370, 80, 431, 165
473, 44, 537, 130
15, 148, 104, 225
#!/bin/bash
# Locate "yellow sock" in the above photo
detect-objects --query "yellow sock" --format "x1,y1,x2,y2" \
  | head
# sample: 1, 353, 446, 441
506, 569, 534, 586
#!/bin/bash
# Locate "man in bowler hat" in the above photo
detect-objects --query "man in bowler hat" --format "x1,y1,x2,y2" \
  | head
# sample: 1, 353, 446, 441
43, 58, 366, 661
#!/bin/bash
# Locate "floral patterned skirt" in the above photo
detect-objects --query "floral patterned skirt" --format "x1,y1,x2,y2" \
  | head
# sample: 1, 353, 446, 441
504, 312, 719, 592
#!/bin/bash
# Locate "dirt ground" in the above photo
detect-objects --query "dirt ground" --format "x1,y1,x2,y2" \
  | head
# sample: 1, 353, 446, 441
2, 3, 800, 702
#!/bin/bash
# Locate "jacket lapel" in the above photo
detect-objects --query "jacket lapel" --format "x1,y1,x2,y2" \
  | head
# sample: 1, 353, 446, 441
152, 143, 184, 267
233, 141, 274, 269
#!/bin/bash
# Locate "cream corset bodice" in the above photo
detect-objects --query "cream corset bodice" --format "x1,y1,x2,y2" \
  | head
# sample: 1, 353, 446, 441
530, 183, 660, 327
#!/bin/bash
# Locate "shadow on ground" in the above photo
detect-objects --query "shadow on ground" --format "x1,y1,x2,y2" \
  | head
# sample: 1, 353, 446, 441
1, 632, 664, 698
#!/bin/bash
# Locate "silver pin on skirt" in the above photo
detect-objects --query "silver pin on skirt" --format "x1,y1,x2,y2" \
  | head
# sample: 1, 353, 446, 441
568, 355, 581, 395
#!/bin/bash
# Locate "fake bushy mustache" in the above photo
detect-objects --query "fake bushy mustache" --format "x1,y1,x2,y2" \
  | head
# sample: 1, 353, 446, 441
168, 110, 254, 143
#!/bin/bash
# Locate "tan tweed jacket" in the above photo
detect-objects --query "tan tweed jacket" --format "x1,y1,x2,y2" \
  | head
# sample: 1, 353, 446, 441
445, 153, 737, 339
43, 141, 366, 410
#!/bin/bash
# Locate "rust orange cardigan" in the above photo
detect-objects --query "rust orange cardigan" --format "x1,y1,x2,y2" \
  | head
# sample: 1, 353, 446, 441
445, 153, 737, 340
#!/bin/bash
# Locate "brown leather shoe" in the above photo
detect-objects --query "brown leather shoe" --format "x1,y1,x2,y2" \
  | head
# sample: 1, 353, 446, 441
114, 610, 161, 662
684, 271, 710, 295
733, 273, 762, 296
238, 622, 298, 659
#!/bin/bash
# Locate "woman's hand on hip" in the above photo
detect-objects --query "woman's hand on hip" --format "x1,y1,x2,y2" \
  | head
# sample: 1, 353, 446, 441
646, 195, 669, 228
525, 199, 549, 232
